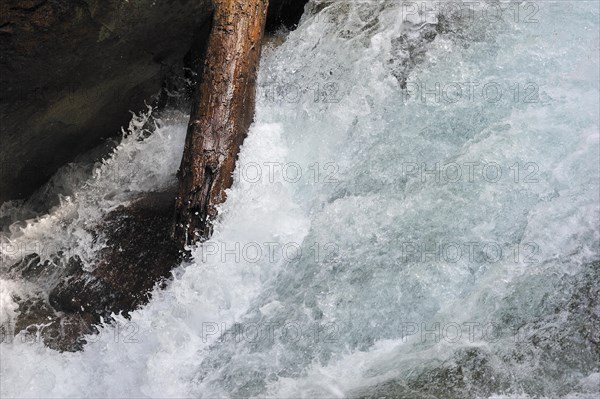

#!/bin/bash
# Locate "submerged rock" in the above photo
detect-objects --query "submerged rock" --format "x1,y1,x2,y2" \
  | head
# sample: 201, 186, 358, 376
8, 190, 182, 351
351, 261, 600, 398
49, 190, 181, 318
350, 347, 506, 399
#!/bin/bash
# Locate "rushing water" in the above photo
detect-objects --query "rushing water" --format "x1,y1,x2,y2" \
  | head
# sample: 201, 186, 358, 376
1, 1, 599, 397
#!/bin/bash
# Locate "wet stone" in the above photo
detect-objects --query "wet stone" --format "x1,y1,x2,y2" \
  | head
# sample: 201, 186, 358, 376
8, 191, 183, 351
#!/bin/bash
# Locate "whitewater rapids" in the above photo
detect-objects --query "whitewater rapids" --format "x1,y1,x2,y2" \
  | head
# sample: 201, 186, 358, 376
1, 1, 599, 397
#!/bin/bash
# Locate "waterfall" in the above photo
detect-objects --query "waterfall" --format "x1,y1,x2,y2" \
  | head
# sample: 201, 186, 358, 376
1, 1, 598, 397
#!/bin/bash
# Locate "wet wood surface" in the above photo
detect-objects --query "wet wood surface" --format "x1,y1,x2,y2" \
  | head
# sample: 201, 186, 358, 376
173, 0, 270, 247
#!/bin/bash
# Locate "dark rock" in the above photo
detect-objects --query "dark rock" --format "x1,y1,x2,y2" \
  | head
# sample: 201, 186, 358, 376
8, 252, 82, 285
8, 190, 182, 351
0, 0, 213, 203
0, 0, 307, 204
266, 0, 309, 32
49, 190, 182, 320
13, 297, 96, 352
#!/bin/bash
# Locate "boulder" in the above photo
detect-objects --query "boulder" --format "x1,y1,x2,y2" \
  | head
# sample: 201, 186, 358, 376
7, 190, 181, 351
48, 190, 181, 320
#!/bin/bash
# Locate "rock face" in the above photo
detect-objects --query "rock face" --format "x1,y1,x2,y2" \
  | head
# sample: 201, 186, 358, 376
0, 0, 308, 203
0, 0, 211, 202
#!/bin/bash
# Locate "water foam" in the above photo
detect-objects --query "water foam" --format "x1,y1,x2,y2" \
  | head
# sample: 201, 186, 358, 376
1, 1, 599, 397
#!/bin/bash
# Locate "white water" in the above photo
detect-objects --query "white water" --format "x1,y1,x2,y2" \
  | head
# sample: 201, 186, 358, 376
1, 1, 599, 397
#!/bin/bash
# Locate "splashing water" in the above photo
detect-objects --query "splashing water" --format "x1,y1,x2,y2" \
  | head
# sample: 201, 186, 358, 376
1, 1, 599, 398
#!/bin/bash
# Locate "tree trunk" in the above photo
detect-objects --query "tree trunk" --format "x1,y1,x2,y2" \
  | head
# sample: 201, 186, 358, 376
173, 0, 269, 247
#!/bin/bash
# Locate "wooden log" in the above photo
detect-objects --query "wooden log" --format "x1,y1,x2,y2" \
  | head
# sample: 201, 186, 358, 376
173, 0, 270, 247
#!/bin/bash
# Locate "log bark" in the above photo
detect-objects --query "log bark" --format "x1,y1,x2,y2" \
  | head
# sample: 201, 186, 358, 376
173, 0, 270, 247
